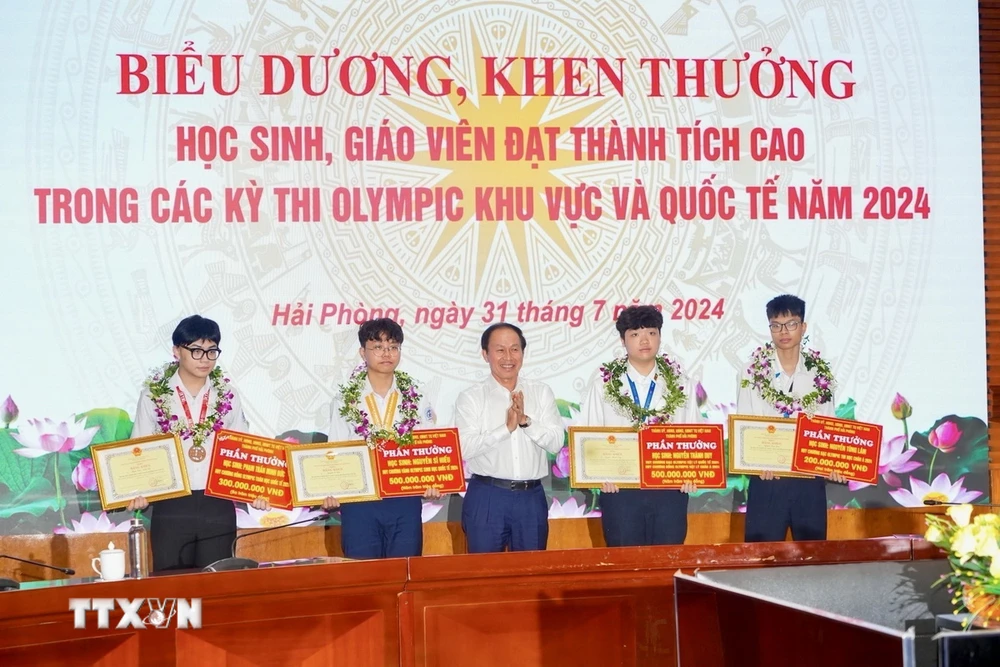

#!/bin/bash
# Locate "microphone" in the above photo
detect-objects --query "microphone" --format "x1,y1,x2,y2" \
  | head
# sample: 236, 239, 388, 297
0, 554, 76, 591
923, 500, 1000, 508
1, 554, 75, 575
202, 512, 329, 573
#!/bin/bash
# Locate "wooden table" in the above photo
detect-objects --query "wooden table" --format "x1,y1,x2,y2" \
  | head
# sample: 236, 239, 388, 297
0, 557, 406, 667
401, 539, 939, 667
0, 539, 940, 666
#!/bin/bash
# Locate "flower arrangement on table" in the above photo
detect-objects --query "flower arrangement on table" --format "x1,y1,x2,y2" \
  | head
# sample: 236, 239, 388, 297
925, 504, 1000, 628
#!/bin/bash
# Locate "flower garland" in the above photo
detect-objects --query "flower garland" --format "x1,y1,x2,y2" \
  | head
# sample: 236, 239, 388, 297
740, 341, 836, 417
600, 354, 688, 428
338, 364, 421, 449
145, 362, 234, 445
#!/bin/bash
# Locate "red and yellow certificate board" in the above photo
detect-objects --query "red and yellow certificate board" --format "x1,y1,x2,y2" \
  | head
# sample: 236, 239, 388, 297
204, 430, 293, 509
791, 414, 882, 484
639, 424, 726, 489
374, 428, 466, 497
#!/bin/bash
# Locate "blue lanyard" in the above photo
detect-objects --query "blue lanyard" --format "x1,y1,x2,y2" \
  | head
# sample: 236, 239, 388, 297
626, 376, 655, 410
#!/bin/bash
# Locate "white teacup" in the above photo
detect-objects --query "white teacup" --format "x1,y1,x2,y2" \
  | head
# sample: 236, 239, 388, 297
92, 542, 126, 581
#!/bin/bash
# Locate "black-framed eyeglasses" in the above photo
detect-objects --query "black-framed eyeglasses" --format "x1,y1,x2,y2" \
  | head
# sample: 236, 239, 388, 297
768, 321, 801, 333
183, 346, 222, 360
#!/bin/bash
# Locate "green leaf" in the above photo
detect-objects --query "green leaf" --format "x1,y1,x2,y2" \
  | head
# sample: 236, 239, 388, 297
0, 476, 63, 518
726, 474, 750, 494
556, 399, 579, 420
844, 498, 863, 509
57, 450, 89, 484
835, 398, 857, 420
79, 407, 134, 445
0, 429, 49, 496
910, 416, 989, 478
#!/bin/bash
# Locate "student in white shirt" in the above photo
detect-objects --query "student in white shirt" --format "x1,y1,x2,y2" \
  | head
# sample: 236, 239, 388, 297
580, 305, 700, 546
326, 318, 439, 559
736, 294, 845, 542
127, 315, 268, 571
454, 323, 563, 552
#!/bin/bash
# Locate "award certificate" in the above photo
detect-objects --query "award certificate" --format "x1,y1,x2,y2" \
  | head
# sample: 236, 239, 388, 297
567, 427, 641, 488
286, 440, 380, 506
727, 415, 812, 478
91, 434, 191, 510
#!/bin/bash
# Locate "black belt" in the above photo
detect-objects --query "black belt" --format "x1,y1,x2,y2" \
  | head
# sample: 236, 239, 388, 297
472, 474, 542, 491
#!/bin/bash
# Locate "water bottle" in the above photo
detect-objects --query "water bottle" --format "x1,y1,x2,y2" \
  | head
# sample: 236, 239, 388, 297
127, 517, 150, 579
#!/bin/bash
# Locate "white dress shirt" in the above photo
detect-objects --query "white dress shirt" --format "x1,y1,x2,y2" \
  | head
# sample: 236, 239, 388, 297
328, 375, 436, 442
454, 375, 564, 481
736, 351, 836, 418
133, 372, 249, 490
580, 362, 701, 427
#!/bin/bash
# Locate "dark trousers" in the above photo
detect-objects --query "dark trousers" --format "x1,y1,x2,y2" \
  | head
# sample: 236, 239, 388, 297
461, 476, 548, 552
745, 477, 828, 542
599, 488, 689, 546
150, 491, 236, 571
340, 496, 422, 559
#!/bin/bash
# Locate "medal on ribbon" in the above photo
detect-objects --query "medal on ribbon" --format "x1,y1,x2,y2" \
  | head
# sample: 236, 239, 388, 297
364, 391, 399, 447
176, 388, 211, 462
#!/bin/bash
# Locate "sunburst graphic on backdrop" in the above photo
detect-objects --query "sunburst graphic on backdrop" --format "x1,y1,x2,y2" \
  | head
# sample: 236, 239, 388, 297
329, 5, 658, 305
400, 32, 599, 292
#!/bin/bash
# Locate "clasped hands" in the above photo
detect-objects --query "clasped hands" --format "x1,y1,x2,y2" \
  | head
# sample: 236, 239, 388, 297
505, 390, 528, 432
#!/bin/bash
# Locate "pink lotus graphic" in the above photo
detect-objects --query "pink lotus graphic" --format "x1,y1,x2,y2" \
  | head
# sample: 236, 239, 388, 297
891, 393, 912, 420
877, 435, 922, 486
53, 511, 131, 535
552, 446, 570, 478
888, 473, 982, 508
11, 416, 99, 458
1, 395, 17, 427
235, 505, 325, 529
928, 421, 962, 454
695, 382, 708, 409
548, 497, 601, 519
850, 435, 922, 491
72, 459, 97, 492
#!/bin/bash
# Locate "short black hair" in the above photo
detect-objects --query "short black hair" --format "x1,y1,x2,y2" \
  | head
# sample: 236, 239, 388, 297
615, 305, 663, 338
358, 318, 404, 346
766, 294, 806, 321
172, 315, 221, 347
481, 323, 527, 351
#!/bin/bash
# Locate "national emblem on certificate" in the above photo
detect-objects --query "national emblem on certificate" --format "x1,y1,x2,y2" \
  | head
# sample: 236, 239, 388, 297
285, 441, 380, 506
727, 415, 812, 478
567, 427, 642, 488
90, 434, 192, 510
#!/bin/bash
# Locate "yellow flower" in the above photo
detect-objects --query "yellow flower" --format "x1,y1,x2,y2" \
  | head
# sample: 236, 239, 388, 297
991, 556, 1000, 579
948, 504, 974, 527
974, 513, 1000, 528
925, 525, 945, 544
952, 526, 978, 562
973, 525, 1000, 559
